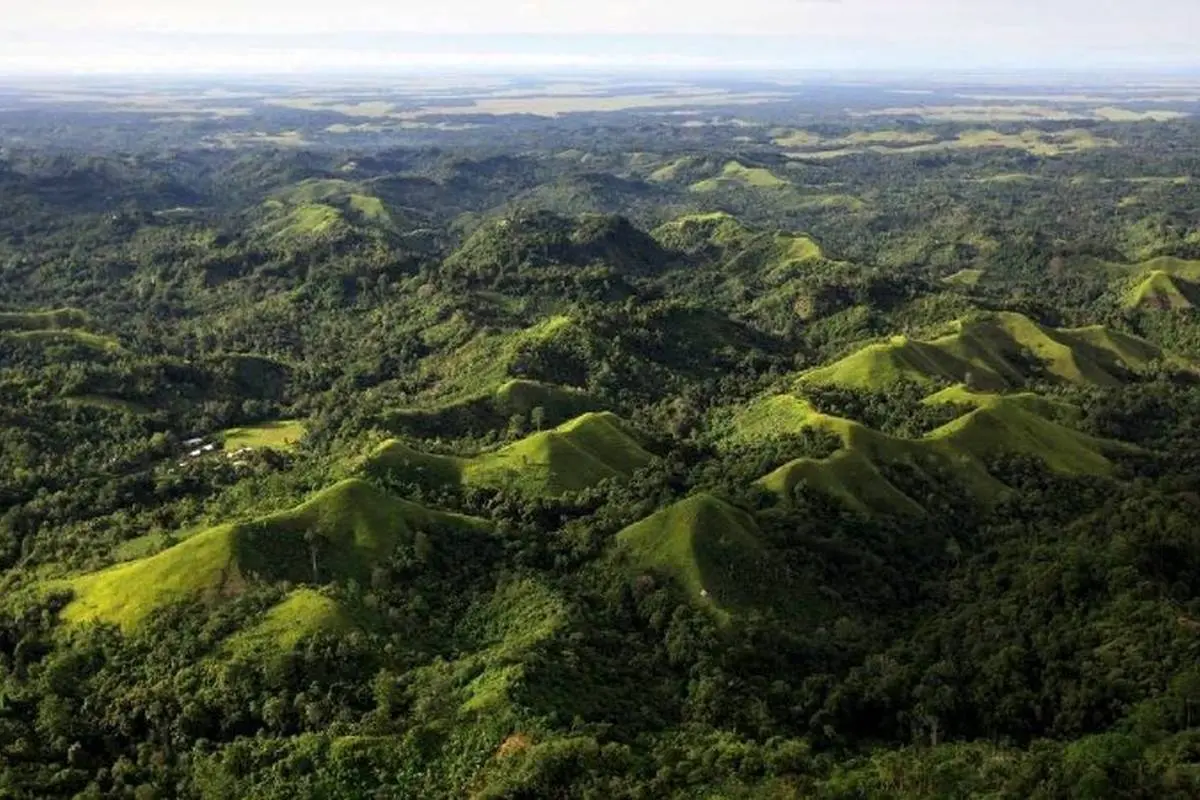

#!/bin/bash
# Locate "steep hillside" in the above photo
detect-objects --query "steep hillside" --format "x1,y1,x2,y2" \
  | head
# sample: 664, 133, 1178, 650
652, 211, 823, 268
226, 588, 358, 655
366, 411, 655, 495
255, 177, 400, 242
799, 311, 1164, 391
61, 479, 487, 630
1124, 271, 1197, 310
689, 160, 790, 192
1118, 258, 1200, 310
614, 493, 776, 619
758, 389, 1131, 513
383, 379, 601, 438
441, 210, 669, 284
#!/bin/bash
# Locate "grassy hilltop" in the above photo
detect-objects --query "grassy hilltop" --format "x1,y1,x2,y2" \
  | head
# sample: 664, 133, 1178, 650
61, 479, 488, 630
366, 411, 655, 495
9, 88, 1200, 799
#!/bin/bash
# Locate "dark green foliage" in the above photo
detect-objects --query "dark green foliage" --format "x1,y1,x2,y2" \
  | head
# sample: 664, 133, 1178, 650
5, 94, 1200, 799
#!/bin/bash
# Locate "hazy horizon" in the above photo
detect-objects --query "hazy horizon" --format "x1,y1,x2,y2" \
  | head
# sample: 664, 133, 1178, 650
3, 0, 1199, 75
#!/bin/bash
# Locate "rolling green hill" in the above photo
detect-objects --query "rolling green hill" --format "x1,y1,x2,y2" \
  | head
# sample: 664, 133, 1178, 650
255, 178, 399, 244
799, 311, 1163, 391
758, 389, 1130, 513
226, 588, 358, 655
60, 479, 488, 630
651, 211, 755, 255
614, 493, 777, 619
383, 379, 601, 438
689, 161, 789, 193
1117, 258, 1200, 310
652, 211, 823, 267
442, 210, 669, 284
1124, 270, 1197, 310
367, 411, 655, 496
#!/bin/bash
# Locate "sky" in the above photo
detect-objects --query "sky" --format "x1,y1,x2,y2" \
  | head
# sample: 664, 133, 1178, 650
1, 0, 1197, 74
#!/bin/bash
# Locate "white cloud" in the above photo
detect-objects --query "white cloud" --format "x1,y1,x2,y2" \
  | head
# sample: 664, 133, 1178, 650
0, 0, 1196, 72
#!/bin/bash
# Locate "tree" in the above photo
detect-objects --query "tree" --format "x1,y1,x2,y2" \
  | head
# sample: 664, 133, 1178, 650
304, 528, 321, 583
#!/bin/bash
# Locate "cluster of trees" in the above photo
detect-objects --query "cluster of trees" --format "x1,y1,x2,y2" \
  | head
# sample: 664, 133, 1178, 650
3, 107, 1200, 797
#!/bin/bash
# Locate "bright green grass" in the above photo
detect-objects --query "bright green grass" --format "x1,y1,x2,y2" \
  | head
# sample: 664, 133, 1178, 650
689, 161, 788, 192
800, 334, 982, 390
718, 393, 816, 447
922, 384, 1082, 422
758, 392, 1130, 513
63, 522, 245, 630
761, 447, 927, 516
772, 233, 824, 266
1119, 259, 1200, 310
798, 312, 1164, 392
647, 156, 702, 183
415, 315, 575, 403
226, 588, 356, 654
367, 411, 655, 496
465, 411, 653, 493
270, 203, 345, 241
385, 379, 600, 435
221, 419, 307, 451
652, 211, 755, 252
1124, 271, 1196, 310
347, 193, 390, 223
274, 178, 357, 204
615, 493, 774, 620
61, 479, 488, 630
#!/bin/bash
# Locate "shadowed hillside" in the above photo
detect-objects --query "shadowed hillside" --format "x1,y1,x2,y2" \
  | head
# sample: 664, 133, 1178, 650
615, 493, 779, 619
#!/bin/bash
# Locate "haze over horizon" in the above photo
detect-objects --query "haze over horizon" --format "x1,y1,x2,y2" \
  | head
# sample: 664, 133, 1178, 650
2, 0, 1199, 76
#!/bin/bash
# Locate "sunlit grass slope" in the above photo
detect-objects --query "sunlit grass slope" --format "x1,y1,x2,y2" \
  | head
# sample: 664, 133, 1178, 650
221, 419, 307, 450
758, 389, 1130, 513
652, 212, 823, 267
799, 312, 1163, 391
1124, 271, 1196, 310
413, 315, 577, 404
719, 393, 817, 447
61, 479, 487, 630
367, 412, 655, 496
226, 588, 356, 655
1118, 258, 1200, 310
258, 178, 396, 243
384, 379, 601, 437
689, 161, 789, 192
615, 493, 776, 619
